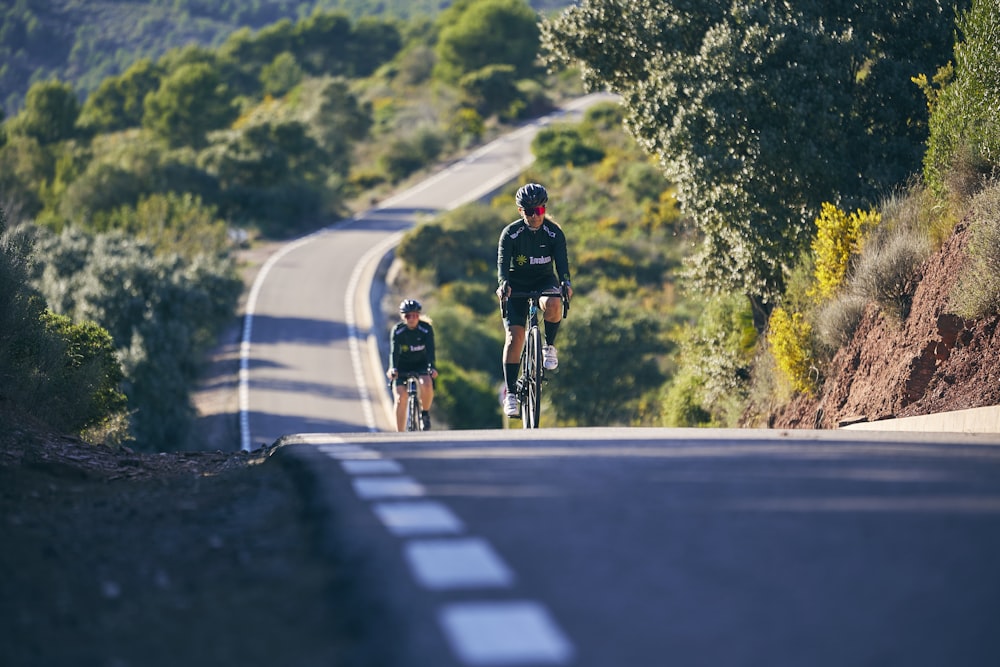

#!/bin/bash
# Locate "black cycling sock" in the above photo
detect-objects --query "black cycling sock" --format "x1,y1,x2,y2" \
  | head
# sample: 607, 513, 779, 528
504, 363, 519, 392
544, 320, 560, 346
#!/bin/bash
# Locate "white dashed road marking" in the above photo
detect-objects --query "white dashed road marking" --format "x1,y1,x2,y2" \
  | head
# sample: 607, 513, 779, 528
340, 459, 404, 475
440, 601, 575, 666
317, 443, 377, 458
405, 538, 515, 590
373, 501, 465, 537
316, 439, 577, 665
352, 476, 426, 500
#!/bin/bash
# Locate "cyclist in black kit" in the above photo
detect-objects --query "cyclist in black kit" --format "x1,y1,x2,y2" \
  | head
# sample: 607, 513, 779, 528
496, 183, 573, 417
386, 299, 438, 431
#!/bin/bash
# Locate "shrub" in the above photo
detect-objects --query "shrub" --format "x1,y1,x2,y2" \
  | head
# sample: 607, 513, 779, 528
659, 367, 714, 427
0, 213, 127, 439
950, 182, 1000, 318
531, 124, 604, 169
810, 203, 879, 300
851, 227, 931, 320
814, 291, 868, 354
40, 311, 127, 434
922, 0, 1000, 197
767, 306, 816, 395
666, 293, 755, 425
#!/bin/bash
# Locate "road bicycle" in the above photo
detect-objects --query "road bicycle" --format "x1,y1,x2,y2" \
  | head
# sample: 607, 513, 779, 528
388, 369, 431, 431
503, 287, 570, 428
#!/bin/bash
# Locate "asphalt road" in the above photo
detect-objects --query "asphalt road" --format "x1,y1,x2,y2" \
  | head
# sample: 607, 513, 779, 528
277, 428, 1000, 667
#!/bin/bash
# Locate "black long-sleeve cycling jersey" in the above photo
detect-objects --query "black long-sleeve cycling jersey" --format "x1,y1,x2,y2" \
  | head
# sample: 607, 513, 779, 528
389, 320, 436, 371
497, 218, 571, 289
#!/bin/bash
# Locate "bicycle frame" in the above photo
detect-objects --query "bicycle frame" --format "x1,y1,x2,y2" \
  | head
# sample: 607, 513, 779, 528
502, 288, 569, 428
387, 371, 427, 432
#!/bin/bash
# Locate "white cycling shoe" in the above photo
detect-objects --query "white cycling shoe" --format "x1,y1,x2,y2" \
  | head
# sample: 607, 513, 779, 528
503, 392, 519, 417
543, 345, 559, 370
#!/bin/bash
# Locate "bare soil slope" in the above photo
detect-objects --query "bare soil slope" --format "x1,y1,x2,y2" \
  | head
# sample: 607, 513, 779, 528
768, 219, 1000, 429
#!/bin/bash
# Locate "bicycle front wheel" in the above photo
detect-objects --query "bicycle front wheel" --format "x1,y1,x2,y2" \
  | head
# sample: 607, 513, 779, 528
522, 325, 543, 428
406, 382, 421, 431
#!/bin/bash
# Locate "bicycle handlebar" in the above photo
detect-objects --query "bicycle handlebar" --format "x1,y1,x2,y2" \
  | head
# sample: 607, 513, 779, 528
386, 367, 435, 388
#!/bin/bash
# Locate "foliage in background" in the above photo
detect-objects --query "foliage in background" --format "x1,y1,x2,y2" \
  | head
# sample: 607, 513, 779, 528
1, 0, 587, 449
919, 0, 1000, 199
543, 0, 963, 325
0, 207, 127, 438
27, 226, 242, 450
0, 0, 576, 118
949, 185, 1000, 319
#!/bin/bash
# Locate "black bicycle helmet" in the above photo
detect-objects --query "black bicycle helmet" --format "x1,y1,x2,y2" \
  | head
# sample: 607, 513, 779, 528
515, 183, 548, 209
399, 298, 422, 314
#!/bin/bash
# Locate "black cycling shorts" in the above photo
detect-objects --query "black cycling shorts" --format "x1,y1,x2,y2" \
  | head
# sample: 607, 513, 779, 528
502, 276, 562, 328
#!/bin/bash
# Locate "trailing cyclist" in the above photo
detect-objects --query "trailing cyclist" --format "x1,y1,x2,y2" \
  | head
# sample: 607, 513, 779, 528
387, 299, 438, 431
496, 183, 573, 418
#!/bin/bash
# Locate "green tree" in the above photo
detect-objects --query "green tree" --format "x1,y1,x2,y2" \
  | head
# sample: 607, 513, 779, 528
306, 77, 372, 177
143, 62, 237, 148
922, 0, 1000, 195
198, 119, 327, 230
8, 79, 80, 145
543, 0, 961, 327
260, 52, 304, 96
0, 135, 50, 219
459, 64, 521, 118
349, 16, 404, 78
296, 11, 353, 75
547, 299, 665, 426
78, 59, 162, 133
434, 0, 541, 84
532, 123, 604, 169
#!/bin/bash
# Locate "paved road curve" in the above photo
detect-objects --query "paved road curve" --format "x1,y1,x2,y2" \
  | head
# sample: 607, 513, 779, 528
239, 94, 615, 449
278, 428, 1000, 667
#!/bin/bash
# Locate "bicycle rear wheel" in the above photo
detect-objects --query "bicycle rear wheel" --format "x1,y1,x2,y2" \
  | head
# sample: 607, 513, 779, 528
522, 325, 543, 428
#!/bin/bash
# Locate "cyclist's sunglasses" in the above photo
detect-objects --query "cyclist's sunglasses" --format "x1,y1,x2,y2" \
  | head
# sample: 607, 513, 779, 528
522, 205, 546, 217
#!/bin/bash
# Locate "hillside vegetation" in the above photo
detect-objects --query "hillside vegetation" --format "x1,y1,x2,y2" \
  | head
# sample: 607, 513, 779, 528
2, 0, 998, 448
0, 0, 581, 450
0, 0, 572, 117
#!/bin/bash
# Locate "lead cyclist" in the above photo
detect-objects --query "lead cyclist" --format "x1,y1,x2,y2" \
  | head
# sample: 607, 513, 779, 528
496, 183, 573, 417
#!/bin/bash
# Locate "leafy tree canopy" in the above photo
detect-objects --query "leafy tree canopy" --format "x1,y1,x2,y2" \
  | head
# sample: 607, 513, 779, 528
143, 62, 238, 148
543, 0, 963, 319
7, 79, 80, 145
434, 0, 542, 84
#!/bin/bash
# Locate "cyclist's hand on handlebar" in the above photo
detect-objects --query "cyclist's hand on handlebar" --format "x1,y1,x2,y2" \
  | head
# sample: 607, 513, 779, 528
427, 366, 439, 379
561, 281, 574, 301
497, 280, 510, 301
387, 367, 398, 380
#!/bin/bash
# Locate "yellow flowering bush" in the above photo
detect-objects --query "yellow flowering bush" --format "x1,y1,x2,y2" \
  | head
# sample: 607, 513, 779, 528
767, 306, 816, 394
810, 203, 880, 299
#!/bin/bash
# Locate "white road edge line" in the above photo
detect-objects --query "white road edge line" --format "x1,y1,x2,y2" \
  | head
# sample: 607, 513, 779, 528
239, 230, 327, 451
